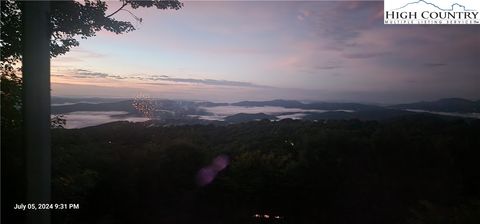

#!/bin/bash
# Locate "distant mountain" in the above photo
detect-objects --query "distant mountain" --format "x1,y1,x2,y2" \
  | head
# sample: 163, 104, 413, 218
306, 102, 381, 111
224, 108, 468, 123
195, 101, 229, 107
232, 99, 381, 111
304, 109, 416, 121
52, 99, 209, 119
232, 99, 305, 108
51, 100, 138, 115
51, 96, 127, 105
224, 113, 276, 123
51, 97, 479, 128
52, 98, 381, 113
391, 98, 480, 113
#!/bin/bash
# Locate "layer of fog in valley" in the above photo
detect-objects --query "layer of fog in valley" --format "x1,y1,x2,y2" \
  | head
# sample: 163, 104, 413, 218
51, 97, 480, 129
405, 109, 480, 119
56, 111, 149, 129
193, 106, 354, 121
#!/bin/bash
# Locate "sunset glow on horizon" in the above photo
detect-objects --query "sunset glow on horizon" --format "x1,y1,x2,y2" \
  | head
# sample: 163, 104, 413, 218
51, 1, 480, 103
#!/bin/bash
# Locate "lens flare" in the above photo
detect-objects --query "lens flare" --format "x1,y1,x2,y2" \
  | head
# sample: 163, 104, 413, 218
196, 154, 230, 186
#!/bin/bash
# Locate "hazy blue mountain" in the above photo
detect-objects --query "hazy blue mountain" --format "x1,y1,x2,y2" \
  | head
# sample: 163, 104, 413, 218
51, 100, 138, 115
51, 96, 127, 105
224, 113, 277, 123
231, 99, 381, 111
231, 99, 305, 108
304, 109, 415, 121
391, 98, 480, 113
306, 102, 381, 111
52, 99, 209, 116
51, 98, 479, 127
195, 101, 229, 107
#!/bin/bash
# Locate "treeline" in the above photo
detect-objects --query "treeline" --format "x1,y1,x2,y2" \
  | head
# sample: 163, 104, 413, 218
6, 115, 480, 223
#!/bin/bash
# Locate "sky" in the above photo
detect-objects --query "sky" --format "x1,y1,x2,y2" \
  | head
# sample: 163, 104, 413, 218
51, 1, 480, 103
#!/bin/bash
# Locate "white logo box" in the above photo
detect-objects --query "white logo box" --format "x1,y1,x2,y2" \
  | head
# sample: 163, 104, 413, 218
384, 0, 480, 24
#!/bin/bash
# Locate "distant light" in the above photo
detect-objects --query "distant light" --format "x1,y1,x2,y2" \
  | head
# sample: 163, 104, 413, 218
253, 213, 284, 219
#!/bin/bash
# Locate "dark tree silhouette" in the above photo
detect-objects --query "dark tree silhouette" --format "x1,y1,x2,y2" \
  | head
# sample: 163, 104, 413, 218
1, 1, 182, 223
48, 118, 480, 224
1, 0, 183, 129
1, 0, 182, 62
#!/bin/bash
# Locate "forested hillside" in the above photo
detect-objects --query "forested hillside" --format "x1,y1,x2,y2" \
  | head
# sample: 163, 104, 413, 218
2, 114, 480, 224
35, 115, 480, 223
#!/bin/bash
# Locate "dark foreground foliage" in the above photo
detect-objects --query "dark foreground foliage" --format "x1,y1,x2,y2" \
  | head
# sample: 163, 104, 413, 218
6, 115, 480, 223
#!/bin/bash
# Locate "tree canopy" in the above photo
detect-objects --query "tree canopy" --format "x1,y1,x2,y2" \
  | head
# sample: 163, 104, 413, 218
0, 0, 183, 130
0, 0, 182, 64
47, 118, 480, 223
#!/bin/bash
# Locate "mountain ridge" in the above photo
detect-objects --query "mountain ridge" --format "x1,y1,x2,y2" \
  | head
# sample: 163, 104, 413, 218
390, 98, 480, 113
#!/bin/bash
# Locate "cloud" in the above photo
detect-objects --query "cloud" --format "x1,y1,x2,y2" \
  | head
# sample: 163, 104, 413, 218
152, 77, 262, 87
137, 75, 265, 88
75, 69, 109, 78
73, 48, 106, 58
297, 9, 311, 21
139, 82, 172, 86
424, 63, 447, 67
61, 69, 266, 88
52, 2, 480, 103
343, 52, 389, 59
51, 47, 107, 64
109, 75, 128, 79
314, 65, 342, 70
306, 2, 383, 47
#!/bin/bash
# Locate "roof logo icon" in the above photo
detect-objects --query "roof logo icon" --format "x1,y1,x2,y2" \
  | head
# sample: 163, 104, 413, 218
393, 0, 477, 11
